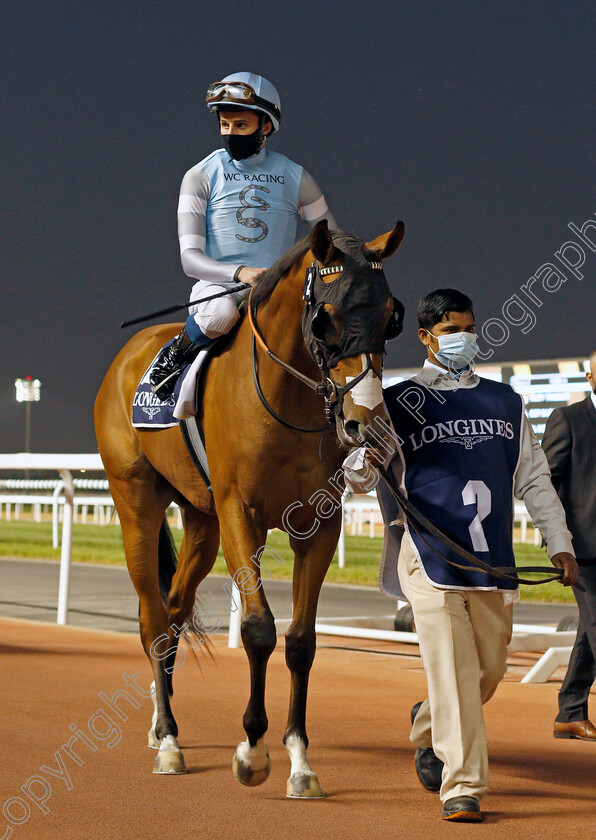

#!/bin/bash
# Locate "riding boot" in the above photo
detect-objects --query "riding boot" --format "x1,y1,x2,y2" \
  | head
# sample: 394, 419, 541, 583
149, 327, 198, 400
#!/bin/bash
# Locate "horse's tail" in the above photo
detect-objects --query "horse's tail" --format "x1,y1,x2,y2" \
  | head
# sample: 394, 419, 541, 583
158, 516, 178, 605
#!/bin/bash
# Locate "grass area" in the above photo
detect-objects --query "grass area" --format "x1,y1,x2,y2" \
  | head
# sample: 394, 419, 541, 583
0, 519, 576, 602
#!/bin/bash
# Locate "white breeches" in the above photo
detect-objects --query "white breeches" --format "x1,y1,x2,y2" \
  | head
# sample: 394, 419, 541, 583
188, 281, 249, 338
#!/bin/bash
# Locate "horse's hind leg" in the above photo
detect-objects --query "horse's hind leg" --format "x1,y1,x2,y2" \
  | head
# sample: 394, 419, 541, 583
108, 473, 187, 775
147, 503, 220, 745
283, 522, 340, 799
145, 504, 219, 759
166, 503, 220, 636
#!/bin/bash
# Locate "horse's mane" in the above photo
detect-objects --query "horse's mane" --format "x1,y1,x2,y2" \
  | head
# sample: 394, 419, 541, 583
250, 230, 367, 308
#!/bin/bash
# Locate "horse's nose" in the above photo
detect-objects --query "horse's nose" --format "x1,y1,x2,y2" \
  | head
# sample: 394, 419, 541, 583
343, 420, 367, 445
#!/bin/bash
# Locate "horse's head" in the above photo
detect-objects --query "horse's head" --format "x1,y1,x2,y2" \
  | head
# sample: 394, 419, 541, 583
302, 220, 405, 449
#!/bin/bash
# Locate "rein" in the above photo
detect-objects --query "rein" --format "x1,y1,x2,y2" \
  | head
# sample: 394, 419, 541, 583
248, 287, 331, 433
250, 332, 330, 433
378, 465, 564, 586
248, 282, 381, 434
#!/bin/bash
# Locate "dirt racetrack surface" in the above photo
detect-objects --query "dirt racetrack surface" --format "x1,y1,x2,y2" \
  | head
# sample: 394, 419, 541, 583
1, 617, 594, 840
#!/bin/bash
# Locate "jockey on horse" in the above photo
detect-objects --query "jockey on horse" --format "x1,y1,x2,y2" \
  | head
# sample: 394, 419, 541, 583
150, 71, 337, 399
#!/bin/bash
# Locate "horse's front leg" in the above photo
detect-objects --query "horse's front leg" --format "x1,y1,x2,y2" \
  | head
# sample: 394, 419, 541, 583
284, 519, 340, 799
218, 500, 277, 787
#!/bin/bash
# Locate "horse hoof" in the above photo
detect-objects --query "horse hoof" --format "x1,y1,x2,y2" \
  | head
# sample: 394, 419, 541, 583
152, 735, 187, 775
286, 772, 326, 799
147, 728, 160, 749
232, 738, 271, 787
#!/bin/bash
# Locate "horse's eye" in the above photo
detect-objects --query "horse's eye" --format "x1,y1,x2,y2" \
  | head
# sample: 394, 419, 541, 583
384, 297, 405, 341
311, 304, 343, 344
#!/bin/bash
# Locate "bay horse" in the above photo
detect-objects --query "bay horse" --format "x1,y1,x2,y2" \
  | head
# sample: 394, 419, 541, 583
94, 219, 404, 797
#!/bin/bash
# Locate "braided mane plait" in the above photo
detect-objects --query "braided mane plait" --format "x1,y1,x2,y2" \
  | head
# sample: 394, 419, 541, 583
249, 230, 367, 309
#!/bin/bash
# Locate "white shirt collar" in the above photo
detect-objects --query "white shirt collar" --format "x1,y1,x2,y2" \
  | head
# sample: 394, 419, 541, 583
590, 390, 596, 411
419, 358, 479, 388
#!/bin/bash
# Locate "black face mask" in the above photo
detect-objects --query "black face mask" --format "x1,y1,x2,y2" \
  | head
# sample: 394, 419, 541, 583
301, 248, 403, 370
222, 128, 262, 161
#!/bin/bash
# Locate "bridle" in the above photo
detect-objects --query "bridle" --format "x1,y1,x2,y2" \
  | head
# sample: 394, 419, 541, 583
247, 260, 384, 434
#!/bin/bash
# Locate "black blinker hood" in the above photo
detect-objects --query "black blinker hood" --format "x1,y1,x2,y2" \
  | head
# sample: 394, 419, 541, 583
301, 252, 403, 369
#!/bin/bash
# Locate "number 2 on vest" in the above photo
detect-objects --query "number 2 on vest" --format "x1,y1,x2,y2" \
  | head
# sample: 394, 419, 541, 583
462, 480, 491, 552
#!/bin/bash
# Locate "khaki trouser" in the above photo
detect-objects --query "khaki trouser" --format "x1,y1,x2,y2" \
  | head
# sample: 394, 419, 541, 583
398, 535, 513, 802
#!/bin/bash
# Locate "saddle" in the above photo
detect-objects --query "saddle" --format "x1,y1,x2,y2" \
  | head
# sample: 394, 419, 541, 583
179, 331, 236, 492
132, 314, 244, 491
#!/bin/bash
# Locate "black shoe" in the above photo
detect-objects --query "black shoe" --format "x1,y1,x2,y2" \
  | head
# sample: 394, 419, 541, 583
441, 795, 482, 822
411, 701, 423, 726
149, 329, 197, 400
415, 747, 443, 792
411, 701, 443, 792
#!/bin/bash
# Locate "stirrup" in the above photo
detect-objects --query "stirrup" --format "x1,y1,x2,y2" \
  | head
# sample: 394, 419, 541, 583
149, 330, 196, 399
151, 369, 184, 399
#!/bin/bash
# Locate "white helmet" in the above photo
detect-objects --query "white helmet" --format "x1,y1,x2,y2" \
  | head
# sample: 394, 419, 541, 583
206, 72, 282, 132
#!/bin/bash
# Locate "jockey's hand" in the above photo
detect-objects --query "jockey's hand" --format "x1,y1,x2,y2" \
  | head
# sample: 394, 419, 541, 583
238, 266, 267, 286
550, 552, 578, 586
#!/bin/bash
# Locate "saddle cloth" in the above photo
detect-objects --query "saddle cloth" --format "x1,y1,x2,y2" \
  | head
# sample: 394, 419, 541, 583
131, 332, 240, 490
131, 339, 210, 428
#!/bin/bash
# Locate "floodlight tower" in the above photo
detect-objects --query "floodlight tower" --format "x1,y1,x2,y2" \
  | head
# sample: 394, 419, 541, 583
15, 376, 41, 458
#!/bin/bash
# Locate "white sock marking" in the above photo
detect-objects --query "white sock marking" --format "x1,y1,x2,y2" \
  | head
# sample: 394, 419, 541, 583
285, 733, 315, 777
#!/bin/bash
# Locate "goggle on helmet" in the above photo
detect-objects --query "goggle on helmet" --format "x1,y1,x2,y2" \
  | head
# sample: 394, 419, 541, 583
206, 72, 281, 132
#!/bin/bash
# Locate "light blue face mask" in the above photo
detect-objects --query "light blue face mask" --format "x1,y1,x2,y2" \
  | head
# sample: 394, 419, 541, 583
427, 330, 479, 370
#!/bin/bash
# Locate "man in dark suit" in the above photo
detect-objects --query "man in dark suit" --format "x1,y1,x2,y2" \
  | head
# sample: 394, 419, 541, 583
542, 348, 596, 741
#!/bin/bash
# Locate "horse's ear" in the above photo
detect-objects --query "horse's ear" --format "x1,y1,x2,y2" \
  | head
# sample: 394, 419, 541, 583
365, 220, 405, 261
310, 219, 341, 266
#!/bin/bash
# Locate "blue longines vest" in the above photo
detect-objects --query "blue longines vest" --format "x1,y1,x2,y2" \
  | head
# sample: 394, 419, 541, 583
385, 377, 524, 590
202, 149, 303, 267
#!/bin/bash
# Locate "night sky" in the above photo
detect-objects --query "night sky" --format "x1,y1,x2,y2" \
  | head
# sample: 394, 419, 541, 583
3, 1, 595, 453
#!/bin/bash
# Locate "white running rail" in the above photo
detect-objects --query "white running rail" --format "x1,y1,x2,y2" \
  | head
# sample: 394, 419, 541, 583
0, 453, 104, 625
